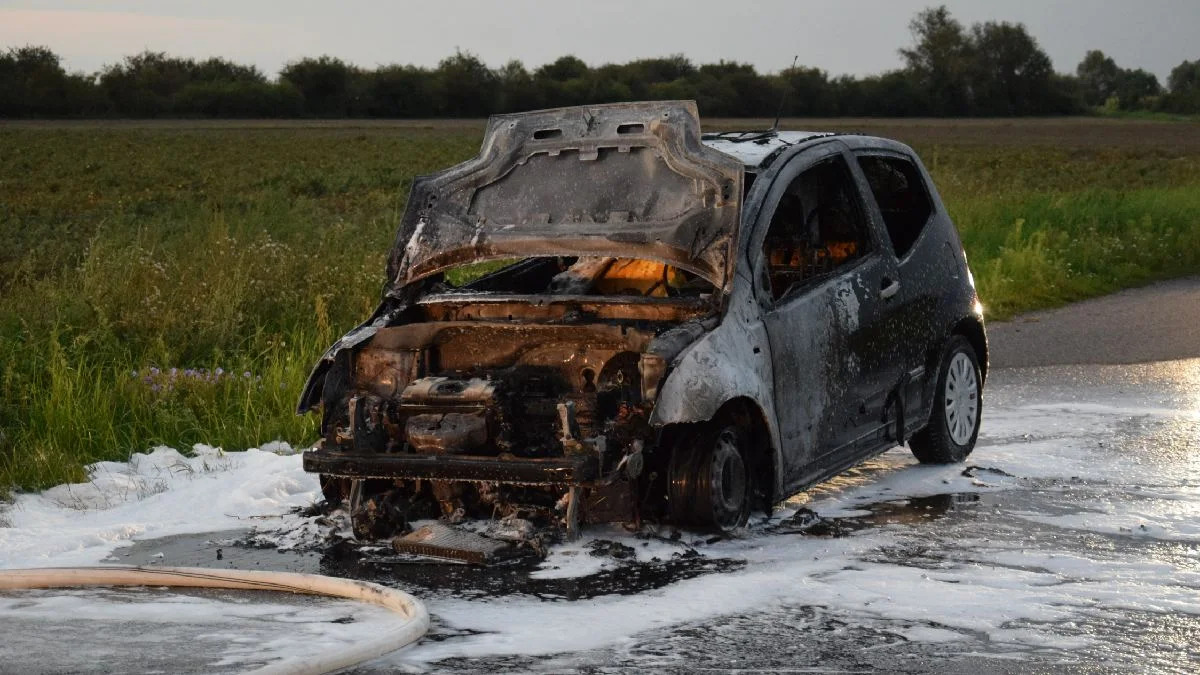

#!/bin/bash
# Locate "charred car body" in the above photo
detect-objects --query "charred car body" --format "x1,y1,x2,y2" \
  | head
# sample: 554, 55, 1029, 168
298, 101, 987, 537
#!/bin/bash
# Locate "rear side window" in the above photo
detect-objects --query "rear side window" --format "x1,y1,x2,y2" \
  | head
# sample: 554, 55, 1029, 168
856, 155, 933, 259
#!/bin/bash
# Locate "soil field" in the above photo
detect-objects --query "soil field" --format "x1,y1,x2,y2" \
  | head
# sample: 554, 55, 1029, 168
5, 115, 1197, 149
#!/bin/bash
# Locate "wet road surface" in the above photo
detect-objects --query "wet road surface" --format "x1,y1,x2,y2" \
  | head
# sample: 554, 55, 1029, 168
88, 357, 1200, 674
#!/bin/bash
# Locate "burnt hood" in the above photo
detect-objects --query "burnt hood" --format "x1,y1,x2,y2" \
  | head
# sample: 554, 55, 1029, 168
385, 101, 743, 294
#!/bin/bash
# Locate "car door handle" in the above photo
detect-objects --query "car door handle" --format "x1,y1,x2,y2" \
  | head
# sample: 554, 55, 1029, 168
880, 278, 900, 300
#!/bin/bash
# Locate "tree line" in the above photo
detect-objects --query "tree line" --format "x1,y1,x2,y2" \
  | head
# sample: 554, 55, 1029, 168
2, 6, 1197, 119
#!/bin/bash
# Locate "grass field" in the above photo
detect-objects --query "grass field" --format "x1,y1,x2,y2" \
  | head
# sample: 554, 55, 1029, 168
2, 117, 1199, 492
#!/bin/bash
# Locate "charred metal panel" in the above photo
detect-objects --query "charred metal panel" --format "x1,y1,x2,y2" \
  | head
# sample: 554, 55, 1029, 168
649, 304, 773, 427
415, 295, 712, 324
393, 523, 510, 564
649, 286, 784, 496
303, 444, 599, 485
385, 101, 743, 292
296, 298, 412, 414
405, 413, 488, 453
362, 322, 656, 378
401, 377, 498, 406
835, 135, 985, 435
356, 348, 420, 399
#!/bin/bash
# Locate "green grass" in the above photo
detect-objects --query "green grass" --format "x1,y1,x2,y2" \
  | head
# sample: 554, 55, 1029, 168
955, 187, 1200, 316
1, 120, 1199, 493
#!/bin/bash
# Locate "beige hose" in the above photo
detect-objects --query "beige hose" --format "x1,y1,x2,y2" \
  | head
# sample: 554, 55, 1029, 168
0, 565, 429, 675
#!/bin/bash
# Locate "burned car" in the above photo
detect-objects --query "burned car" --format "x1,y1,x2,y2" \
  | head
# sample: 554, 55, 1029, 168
297, 101, 986, 538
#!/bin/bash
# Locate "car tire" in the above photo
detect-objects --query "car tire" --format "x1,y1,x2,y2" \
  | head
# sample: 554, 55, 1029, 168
668, 424, 750, 532
910, 335, 982, 464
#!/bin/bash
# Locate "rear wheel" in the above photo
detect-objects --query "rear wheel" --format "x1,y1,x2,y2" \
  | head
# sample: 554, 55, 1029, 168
668, 424, 750, 532
910, 335, 982, 464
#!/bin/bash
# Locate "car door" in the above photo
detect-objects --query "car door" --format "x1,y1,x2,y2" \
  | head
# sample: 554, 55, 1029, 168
853, 150, 950, 431
750, 142, 905, 485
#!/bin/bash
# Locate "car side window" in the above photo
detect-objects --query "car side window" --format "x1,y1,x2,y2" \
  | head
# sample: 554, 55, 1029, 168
856, 155, 934, 259
761, 155, 871, 302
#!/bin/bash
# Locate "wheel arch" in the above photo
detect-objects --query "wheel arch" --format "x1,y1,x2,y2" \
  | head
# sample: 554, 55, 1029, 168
712, 396, 778, 510
649, 313, 784, 505
916, 314, 987, 434
657, 395, 781, 511
952, 315, 988, 383
909, 317, 985, 464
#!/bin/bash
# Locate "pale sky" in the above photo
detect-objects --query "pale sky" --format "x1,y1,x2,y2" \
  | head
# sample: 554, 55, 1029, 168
1, 0, 1197, 84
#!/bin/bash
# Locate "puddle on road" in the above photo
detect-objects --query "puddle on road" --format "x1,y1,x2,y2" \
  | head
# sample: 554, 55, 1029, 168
850, 492, 982, 527
104, 529, 321, 573
770, 492, 983, 537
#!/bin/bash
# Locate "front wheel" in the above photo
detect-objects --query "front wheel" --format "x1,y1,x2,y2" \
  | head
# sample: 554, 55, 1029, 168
668, 424, 750, 532
910, 335, 982, 464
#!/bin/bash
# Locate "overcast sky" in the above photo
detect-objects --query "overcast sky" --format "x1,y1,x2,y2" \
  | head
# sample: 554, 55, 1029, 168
1, 0, 1197, 83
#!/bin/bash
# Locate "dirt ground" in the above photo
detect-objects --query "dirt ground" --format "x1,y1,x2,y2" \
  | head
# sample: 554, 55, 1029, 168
5, 116, 1199, 150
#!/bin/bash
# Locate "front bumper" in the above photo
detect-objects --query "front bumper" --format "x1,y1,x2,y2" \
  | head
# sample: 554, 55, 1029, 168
302, 443, 600, 486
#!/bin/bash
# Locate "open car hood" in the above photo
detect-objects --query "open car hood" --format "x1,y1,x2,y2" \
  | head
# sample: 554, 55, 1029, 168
385, 101, 743, 294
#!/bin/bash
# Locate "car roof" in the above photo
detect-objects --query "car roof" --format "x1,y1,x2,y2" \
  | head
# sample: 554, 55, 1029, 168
701, 130, 914, 170
700, 130, 832, 169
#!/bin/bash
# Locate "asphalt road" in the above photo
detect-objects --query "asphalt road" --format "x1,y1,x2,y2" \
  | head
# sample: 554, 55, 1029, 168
5, 278, 1198, 674
988, 276, 1200, 368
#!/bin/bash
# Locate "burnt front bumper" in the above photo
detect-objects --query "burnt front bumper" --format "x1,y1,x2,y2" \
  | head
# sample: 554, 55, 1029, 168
303, 443, 600, 486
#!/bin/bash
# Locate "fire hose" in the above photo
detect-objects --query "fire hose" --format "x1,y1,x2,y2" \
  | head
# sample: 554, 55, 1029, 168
0, 565, 429, 674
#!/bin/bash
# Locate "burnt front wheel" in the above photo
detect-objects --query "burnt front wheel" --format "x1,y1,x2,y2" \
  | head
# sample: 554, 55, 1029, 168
910, 335, 982, 464
668, 424, 749, 532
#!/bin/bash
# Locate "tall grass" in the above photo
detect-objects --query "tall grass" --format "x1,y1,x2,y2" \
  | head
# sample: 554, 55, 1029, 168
1, 329, 323, 487
1, 124, 1198, 493
955, 187, 1200, 317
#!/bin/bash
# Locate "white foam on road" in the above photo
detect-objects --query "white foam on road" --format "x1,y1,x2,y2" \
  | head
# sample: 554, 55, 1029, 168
0, 443, 319, 569
1, 373, 1198, 669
